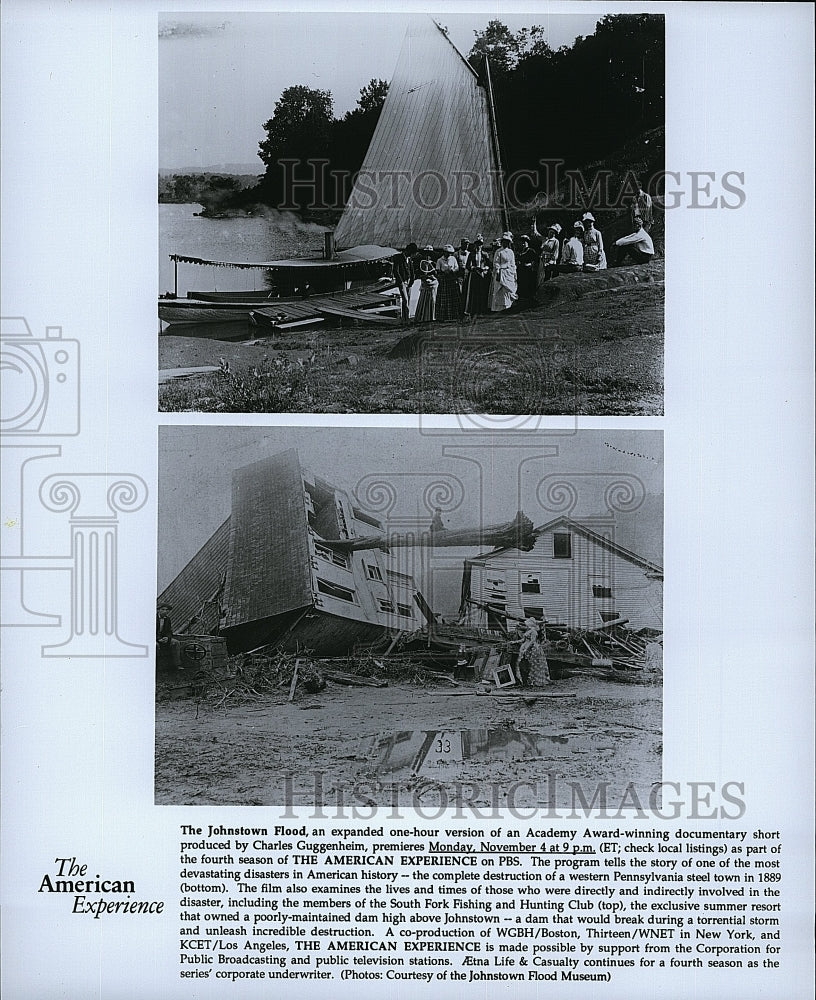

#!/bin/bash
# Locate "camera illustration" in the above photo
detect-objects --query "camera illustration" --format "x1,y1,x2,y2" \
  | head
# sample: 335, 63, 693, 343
0, 317, 79, 435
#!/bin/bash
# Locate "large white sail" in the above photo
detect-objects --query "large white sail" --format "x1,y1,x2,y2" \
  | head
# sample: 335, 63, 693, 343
334, 18, 507, 249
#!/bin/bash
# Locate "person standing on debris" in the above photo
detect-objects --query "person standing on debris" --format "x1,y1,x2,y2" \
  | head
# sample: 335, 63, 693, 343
393, 242, 417, 321
613, 216, 655, 266
560, 223, 585, 273
517, 618, 550, 687
435, 244, 463, 321
489, 232, 518, 312
463, 235, 491, 317
414, 246, 438, 323
535, 223, 562, 289
515, 234, 538, 302
581, 213, 607, 271
156, 602, 182, 670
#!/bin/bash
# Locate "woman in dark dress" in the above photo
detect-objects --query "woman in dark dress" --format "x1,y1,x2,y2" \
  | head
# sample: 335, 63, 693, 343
515, 234, 538, 302
463, 235, 490, 317
434, 244, 462, 322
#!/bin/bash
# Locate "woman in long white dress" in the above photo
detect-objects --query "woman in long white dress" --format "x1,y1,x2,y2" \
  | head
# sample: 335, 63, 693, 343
581, 212, 606, 271
489, 233, 518, 312
413, 246, 438, 323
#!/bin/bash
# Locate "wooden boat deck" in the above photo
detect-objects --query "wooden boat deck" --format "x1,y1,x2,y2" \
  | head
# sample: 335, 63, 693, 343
251, 288, 400, 331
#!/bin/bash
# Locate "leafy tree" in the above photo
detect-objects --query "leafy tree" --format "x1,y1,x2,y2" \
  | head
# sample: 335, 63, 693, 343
355, 79, 389, 116
469, 20, 523, 75
258, 85, 334, 168
258, 85, 334, 208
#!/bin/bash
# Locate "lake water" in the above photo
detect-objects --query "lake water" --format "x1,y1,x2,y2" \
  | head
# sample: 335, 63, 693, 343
159, 203, 329, 297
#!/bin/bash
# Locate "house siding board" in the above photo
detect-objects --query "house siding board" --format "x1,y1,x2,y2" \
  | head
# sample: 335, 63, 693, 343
468, 522, 662, 630
334, 18, 505, 249
223, 450, 313, 630
158, 519, 230, 634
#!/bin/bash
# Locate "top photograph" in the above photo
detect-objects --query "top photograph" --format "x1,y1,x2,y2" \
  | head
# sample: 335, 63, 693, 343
158, 11, 664, 416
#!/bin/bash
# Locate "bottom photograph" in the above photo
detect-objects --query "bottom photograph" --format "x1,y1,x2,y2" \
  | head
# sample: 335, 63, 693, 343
156, 427, 663, 809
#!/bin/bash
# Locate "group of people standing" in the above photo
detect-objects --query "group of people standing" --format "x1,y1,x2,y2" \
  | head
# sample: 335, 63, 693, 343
391, 233, 523, 323
391, 183, 655, 323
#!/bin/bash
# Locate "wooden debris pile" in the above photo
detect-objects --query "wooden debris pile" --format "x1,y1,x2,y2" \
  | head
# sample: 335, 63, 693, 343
168, 645, 461, 708
543, 620, 662, 682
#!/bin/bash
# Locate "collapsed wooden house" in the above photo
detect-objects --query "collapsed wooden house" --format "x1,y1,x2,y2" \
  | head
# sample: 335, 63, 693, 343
159, 449, 432, 655
159, 449, 540, 658
460, 516, 663, 632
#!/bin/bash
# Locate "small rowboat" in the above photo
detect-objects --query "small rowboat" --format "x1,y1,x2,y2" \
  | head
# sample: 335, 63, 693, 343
158, 298, 260, 325
186, 290, 278, 302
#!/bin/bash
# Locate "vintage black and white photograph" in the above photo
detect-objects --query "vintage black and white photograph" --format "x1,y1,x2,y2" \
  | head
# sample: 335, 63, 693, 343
158, 12, 664, 415
156, 427, 663, 807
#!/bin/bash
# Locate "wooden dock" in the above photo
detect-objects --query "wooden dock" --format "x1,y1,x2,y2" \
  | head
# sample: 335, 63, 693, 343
251, 288, 401, 332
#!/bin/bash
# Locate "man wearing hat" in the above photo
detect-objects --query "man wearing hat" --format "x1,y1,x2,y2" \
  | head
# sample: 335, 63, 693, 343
538, 223, 562, 285
560, 222, 585, 273
489, 232, 518, 312
515, 233, 538, 303
456, 238, 470, 275
613, 216, 655, 266
581, 212, 606, 271
463, 234, 490, 317
629, 177, 653, 232
392, 242, 417, 321
156, 602, 182, 670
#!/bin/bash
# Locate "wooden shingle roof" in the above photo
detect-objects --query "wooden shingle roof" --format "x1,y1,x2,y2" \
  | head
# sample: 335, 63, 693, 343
158, 518, 230, 634
221, 449, 313, 630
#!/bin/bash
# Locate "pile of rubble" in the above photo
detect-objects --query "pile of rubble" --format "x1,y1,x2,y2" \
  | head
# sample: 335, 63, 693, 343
543, 618, 663, 681
158, 618, 662, 708
160, 646, 462, 709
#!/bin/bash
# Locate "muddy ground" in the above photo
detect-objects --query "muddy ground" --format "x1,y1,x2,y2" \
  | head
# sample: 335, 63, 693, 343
155, 675, 662, 812
158, 261, 664, 415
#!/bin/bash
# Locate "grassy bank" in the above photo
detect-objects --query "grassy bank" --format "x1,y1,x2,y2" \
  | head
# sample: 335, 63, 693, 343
159, 260, 663, 415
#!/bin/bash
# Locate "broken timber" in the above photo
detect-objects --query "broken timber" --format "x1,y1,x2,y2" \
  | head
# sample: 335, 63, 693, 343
323, 670, 388, 688
325, 511, 536, 553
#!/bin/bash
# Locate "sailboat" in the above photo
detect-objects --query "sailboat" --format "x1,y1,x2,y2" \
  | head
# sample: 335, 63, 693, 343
335, 17, 508, 248
160, 17, 507, 330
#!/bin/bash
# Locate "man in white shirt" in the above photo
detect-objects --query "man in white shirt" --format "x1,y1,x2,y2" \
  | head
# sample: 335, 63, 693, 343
560, 222, 585, 273
613, 216, 655, 265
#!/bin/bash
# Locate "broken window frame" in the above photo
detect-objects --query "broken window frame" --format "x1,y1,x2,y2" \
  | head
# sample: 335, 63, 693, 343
313, 542, 351, 570
316, 578, 356, 603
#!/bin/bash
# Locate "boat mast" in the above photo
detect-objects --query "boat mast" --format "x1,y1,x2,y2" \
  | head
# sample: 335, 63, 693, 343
483, 54, 510, 234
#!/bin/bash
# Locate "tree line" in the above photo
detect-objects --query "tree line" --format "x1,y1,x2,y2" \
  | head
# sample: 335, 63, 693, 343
177, 14, 663, 216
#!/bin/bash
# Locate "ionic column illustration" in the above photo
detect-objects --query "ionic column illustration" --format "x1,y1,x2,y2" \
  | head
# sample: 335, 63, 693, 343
38, 474, 148, 657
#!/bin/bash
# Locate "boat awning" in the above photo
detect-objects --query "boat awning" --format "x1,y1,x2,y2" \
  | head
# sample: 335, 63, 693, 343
169, 245, 399, 270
